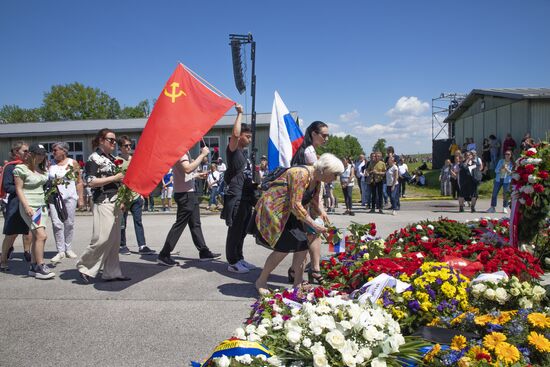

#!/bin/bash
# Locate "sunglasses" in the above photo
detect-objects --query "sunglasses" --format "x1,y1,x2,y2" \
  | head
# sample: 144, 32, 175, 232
104, 137, 117, 144
122, 144, 132, 148
317, 132, 329, 139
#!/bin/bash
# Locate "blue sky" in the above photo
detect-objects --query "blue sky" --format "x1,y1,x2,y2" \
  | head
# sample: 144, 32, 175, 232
1, 0, 549, 154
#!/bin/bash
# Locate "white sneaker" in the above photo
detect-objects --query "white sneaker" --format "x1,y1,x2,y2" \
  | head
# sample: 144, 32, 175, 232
503, 207, 509, 214
227, 262, 250, 274
486, 207, 496, 213
239, 259, 257, 270
51, 252, 66, 264
65, 250, 78, 259
391, 210, 396, 216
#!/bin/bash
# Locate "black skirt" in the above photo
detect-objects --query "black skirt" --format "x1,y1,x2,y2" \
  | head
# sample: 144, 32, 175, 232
2, 196, 29, 235
256, 214, 309, 253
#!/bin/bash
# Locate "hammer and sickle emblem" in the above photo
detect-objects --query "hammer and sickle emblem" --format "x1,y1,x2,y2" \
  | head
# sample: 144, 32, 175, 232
164, 82, 187, 103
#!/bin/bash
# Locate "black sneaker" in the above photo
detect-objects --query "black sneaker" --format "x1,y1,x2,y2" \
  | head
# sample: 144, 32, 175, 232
138, 246, 156, 255
23, 251, 31, 262
378, 209, 384, 214
157, 255, 179, 267
199, 250, 221, 262
119, 246, 131, 255
33, 263, 55, 280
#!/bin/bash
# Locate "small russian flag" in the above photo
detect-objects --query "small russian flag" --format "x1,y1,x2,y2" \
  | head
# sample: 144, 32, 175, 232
32, 207, 42, 226
329, 238, 346, 253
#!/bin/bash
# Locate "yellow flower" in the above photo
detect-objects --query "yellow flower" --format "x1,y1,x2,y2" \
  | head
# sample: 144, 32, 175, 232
392, 309, 406, 320
494, 342, 520, 365
451, 335, 467, 351
467, 345, 490, 358
527, 312, 550, 328
451, 313, 467, 325
527, 331, 550, 353
483, 332, 507, 350
402, 291, 412, 300
475, 315, 493, 326
420, 301, 433, 312
423, 344, 441, 362
441, 283, 457, 298
427, 317, 440, 326
399, 274, 410, 282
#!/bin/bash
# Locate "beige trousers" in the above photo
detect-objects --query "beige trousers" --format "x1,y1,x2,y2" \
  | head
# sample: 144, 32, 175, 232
77, 202, 122, 279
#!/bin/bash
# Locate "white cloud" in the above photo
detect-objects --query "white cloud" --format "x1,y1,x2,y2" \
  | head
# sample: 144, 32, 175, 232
339, 109, 360, 122
387, 96, 429, 118
332, 131, 348, 138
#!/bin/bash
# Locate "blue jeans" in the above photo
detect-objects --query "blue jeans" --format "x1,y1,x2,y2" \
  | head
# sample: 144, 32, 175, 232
209, 186, 219, 206
361, 180, 371, 206
382, 182, 389, 204
387, 183, 401, 210
121, 197, 146, 248
491, 179, 510, 208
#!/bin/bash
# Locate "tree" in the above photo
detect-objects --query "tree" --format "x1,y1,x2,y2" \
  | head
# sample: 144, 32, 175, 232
372, 138, 387, 157
0, 105, 42, 123
41, 82, 121, 121
318, 134, 364, 159
119, 100, 150, 119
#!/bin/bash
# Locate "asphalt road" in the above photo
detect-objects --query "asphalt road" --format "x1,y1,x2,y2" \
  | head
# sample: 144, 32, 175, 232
0, 199, 509, 366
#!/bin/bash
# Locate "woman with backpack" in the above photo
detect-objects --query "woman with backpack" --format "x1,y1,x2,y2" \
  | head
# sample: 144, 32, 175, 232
1, 141, 32, 271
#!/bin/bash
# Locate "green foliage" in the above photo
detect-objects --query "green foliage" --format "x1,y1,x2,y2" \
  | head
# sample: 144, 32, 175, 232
419, 217, 472, 243
372, 138, 386, 156
42, 82, 121, 121
317, 134, 364, 159
0, 105, 42, 123
119, 100, 150, 119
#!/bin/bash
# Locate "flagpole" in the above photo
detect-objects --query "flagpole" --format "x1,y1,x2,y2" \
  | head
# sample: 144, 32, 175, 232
249, 37, 258, 182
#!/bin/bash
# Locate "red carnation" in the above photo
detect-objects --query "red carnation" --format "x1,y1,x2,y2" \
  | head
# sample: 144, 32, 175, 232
524, 164, 535, 174
114, 159, 124, 166
369, 229, 377, 236
371, 223, 376, 229
521, 174, 530, 183
476, 352, 492, 362
534, 183, 545, 193
539, 170, 549, 179
525, 196, 534, 206
480, 219, 488, 227
78, 160, 85, 168
526, 150, 536, 157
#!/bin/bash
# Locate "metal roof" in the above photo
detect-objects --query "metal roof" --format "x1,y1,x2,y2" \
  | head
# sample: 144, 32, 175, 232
445, 88, 550, 122
0, 112, 279, 138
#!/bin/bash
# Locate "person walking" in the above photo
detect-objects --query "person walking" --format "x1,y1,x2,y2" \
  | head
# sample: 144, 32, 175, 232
156, 147, 221, 266
77, 129, 130, 282
385, 155, 400, 215
360, 154, 372, 208
1, 141, 32, 270
13, 144, 54, 279
340, 157, 355, 215
116, 136, 155, 256
48, 142, 85, 263
207, 162, 221, 211
487, 150, 514, 214
254, 154, 343, 293
354, 154, 365, 201
450, 151, 462, 200
290, 120, 329, 283
439, 159, 453, 197
458, 151, 481, 213
397, 158, 409, 198
368, 152, 386, 214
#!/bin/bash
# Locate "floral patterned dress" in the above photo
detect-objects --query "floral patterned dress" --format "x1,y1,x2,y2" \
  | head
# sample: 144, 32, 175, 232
255, 166, 320, 252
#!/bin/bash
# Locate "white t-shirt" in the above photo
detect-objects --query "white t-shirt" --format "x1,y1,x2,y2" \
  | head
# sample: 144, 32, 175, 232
207, 170, 221, 187
386, 164, 399, 186
48, 158, 78, 200
398, 163, 408, 176
172, 153, 195, 193
217, 162, 227, 173
304, 145, 317, 165
340, 165, 354, 187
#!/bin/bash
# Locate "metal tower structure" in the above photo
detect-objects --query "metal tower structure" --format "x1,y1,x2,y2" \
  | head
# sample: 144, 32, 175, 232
432, 92, 467, 140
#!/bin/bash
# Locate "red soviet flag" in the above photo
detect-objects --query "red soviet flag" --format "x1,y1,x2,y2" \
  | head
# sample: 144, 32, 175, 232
124, 63, 234, 195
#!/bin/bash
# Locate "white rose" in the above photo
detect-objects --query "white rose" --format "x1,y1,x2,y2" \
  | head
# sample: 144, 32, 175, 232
286, 330, 302, 344
245, 324, 256, 334
247, 333, 261, 342
235, 354, 253, 364
341, 350, 356, 367
421, 236, 429, 241
523, 185, 534, 194
302, 337, 312, 348
395, 252, 402, 258
427, 224, 434, 230
267, 355, 282, 366
398, 238, 404, 243
528, 148, 537, 154
215, 355, 230, 367
510, 287, 521, 297
471, 283, 487, 295
416, 225, 423, 230
339, 320, 353, 330
311, 342, 326, 356
357, 347, 372, 362
495, 288, 510, 304
519, 297, 534, 309
255, 325, 268, 337
325, 330, 346, 350
532, 285, 546, 301
528, 175, 537, 184
371, 357, 387, 367
484, 288, 496, 300
233, 327, 246, 339
313, 353, 329, 367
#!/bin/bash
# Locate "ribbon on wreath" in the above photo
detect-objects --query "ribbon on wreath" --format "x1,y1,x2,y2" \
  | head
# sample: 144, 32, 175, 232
352, 273, 411, 304
470, 271, 508, 284
191, 338, 272, 367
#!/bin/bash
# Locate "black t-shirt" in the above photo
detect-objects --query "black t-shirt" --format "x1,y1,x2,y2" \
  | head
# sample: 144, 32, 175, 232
224, 146, 255, 198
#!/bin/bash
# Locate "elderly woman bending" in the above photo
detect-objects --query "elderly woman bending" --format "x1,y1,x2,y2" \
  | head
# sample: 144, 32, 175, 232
254, 153, 344, 293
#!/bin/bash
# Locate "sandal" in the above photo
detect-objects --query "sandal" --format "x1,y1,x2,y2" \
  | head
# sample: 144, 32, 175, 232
308, 269, 323, 284
288, 267, 295, 284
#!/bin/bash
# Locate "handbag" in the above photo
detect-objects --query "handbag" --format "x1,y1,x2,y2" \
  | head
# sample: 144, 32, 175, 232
49, 187, 68, 222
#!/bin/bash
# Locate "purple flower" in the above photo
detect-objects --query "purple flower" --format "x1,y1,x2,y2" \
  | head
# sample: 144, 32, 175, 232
408, 300, 421, 313
435, 278, 443, 285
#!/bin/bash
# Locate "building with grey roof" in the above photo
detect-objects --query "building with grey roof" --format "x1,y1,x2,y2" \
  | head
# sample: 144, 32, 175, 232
0, 112, 285, 164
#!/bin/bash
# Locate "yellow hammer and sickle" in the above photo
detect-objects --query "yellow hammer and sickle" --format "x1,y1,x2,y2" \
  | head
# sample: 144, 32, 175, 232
164, 82, 187, 103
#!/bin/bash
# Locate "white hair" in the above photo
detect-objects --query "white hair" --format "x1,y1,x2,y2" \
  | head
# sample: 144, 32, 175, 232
314, 153, 344, 175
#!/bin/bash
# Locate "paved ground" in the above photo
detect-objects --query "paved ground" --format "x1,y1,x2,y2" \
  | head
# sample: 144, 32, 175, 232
0, 199, 509, 366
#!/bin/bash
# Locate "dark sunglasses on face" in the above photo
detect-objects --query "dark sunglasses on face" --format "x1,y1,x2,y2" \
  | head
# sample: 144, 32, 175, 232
317, 132, 329, 139
104, 137, 116, 144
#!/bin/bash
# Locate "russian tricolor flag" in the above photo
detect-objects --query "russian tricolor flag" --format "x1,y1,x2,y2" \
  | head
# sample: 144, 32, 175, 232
268, 91, 304, 171
329, 238, 346, 253
32, 207, 42, 226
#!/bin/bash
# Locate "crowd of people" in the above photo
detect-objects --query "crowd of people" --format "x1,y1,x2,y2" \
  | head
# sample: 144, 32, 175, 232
0, 113, 537, 292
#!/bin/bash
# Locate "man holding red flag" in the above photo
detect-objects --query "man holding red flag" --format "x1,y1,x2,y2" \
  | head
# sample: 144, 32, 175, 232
123, 63, 234, 197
